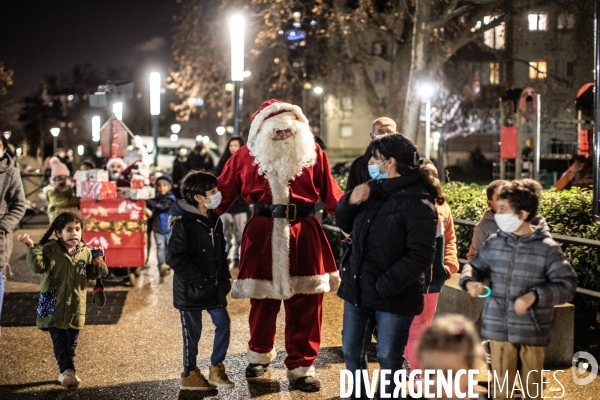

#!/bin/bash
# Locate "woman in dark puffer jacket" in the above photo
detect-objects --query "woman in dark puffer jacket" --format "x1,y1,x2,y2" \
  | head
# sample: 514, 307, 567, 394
336, 134, 440, 398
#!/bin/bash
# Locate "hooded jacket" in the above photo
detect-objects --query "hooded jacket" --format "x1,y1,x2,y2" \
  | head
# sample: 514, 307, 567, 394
467, 210, 498, 261
146, 191, 177, 234
345, 152, 371, 193
0, 153, 26, 269
27, 240, 108, 330
424, 202, 459, 293
336, 175, 438, 315
460, 217, 577, 347
166, 200, 231, 310
46, 186, 80, 223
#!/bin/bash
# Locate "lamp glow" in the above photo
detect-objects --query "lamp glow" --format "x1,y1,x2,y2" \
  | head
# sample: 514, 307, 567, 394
196, 135, 203, 142
77, 145, 84, 156
92, 116, 101, 142
313, 86, 323, 94
150, 72, 161, 115
216, 126, 226, 135
113, 102, 123, 120
230, 15, 245, 82
50, 128, 60, 137
418, 83, 435, 99
171, 124, 181, 134
170, 134, 178, 142
202, 136, 210, 144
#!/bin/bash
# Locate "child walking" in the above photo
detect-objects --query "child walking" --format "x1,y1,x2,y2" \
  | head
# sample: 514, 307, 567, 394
466, 179, 505, 261
166, 170, 233, 391
461, 179, 577, 399
18, 210, 108, 388
45, 157, 80, 223
146, 175, 176, 277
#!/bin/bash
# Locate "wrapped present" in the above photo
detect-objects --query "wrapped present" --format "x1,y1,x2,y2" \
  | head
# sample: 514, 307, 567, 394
117, 187, 132, 199
130, 179, 144, 189
84, 220, 146, 233
75, 170, 89, 182
130, 187, 155, 200
80, 181, 117, 200
89, 169, 109, 182
84, 231, 145, 267
80, 199, 146, 221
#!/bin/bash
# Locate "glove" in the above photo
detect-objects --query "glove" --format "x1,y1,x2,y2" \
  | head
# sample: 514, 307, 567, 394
92, 278, 106, 307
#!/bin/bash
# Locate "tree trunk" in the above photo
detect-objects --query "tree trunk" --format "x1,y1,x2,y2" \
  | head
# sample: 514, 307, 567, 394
402, 0, 431, 144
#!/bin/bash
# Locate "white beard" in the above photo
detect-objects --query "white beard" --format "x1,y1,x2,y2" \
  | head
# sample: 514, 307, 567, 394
248, 118, 317, 183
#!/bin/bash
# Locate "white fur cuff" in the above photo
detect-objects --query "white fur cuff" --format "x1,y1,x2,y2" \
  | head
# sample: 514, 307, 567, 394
287, 365, 316, 380
247, 348, 277, 365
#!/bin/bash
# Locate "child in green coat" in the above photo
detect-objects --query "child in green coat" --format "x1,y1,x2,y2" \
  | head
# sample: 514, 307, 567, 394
18, 210, 108, 388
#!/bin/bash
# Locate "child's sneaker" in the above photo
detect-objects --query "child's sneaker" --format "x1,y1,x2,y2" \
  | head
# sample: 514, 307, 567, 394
180, 368, 215, 391
208, 362, 235, 388
159, 263, 170, 277
58, 369, 80, 388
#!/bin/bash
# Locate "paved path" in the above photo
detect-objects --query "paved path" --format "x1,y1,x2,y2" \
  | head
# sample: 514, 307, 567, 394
1, 228, 599, 399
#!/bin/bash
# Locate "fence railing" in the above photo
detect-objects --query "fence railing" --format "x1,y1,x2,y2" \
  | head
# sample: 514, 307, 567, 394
321, 221, 600, 299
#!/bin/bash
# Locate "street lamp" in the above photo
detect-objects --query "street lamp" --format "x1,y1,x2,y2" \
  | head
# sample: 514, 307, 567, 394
216, 126, 226, 135
171, 124, 181, 134
77, 145, 85, 156
113, 102, 123, 121
50, 127, 60, 155
313, 86, 326, 144
230, 14, 245, 136
418, 83, 435, 160
170, 134, 178, 142
150, 71, 161, 166
92, 116, 101, 142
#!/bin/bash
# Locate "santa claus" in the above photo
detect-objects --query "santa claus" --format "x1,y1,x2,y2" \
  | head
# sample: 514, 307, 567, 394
216, 99, 343, 392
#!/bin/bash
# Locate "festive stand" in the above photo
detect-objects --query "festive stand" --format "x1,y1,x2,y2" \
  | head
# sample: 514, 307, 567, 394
81, 199, 147, 267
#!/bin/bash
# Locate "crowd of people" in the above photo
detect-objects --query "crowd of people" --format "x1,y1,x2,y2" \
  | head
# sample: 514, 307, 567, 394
0, 99, 580, 399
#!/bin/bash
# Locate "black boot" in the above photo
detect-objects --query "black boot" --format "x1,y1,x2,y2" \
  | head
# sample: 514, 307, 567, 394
245, 363, 269, 378
291, 376, 321, 392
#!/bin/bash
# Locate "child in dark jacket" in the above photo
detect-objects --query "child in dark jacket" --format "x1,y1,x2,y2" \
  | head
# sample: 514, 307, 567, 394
166, 170, 233, 391
146, 175, 176, 277
461, 179, 577, 399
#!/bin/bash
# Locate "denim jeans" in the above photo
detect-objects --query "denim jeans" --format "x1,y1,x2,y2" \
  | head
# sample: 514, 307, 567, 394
49, 327, 80, 373
342, 301, 413, 399
154, 232, 171, 267
180, 308, 230, 373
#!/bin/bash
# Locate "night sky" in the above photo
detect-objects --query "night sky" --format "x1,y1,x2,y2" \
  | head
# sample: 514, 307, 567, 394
0, 0, 181, 97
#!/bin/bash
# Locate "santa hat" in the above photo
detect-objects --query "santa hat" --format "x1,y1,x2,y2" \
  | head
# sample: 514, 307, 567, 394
106, 158, 126, 170
247, 99, 309, 151
50, 157, 70, 181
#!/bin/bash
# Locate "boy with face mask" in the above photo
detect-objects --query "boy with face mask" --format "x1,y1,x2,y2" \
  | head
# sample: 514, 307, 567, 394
460, 179, 576, 399
46, 157, 79, 223
166, 170, 233, 391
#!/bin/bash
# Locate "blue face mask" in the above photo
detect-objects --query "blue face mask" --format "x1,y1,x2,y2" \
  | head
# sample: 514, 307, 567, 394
368, 162, 388, 180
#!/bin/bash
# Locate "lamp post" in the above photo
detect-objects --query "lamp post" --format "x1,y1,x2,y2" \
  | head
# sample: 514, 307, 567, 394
313, 86, 326, 145
150, 72, 161, 166
418, 83, 435, 160
92, 116, 101, 142
50, 128, 60, 155
230, 14, 245, 137
113, 102, 123, 121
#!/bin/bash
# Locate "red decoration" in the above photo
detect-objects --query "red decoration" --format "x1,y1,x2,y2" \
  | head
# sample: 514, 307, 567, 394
130, 179, 144, 189
500, 126, 518, 159
80, 199, 146, 221
84, 232, 145, 267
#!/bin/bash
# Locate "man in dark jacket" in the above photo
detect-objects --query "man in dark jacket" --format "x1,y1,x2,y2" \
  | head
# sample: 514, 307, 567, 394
187, 141, 214, 172
345, 117, 397, 192
166, 170, 233, 391
172, 146, 190, 199
0, 137, 26, 332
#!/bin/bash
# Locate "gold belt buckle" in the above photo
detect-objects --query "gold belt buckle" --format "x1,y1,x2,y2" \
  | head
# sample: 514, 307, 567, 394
285, 204, 297, 221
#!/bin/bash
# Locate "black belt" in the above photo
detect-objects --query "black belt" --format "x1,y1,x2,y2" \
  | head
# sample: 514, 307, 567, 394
254, 203, 316, 220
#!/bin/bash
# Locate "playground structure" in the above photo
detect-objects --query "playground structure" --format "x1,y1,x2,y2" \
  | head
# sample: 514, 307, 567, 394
498, 84, 594, 190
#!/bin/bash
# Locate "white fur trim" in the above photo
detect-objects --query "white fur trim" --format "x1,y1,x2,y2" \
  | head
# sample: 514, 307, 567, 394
247, 348, 277, 365
287, 365, 316, 380
231, 271, 340, 300
248, 102, 309, 151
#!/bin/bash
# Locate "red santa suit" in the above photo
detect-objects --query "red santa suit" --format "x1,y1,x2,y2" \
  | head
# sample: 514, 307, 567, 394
216, 99, 343, 381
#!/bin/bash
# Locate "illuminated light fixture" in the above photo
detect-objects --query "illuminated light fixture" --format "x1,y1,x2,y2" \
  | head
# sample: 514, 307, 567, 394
50, 128, 60, 137
77, 145, 84, 156
230, 15, 245, 82
171, 124, 181, 134
92, 116, 101, 142
170, 134, 178, 142
113, 102, 123, 120
202, 136, 210, 144
149, 72, 161, 115
243, 71, 251, 78
225, 83, 234, 91
216, 126, 226, 135
313, 86, 323, 94
196, 135, 203, 142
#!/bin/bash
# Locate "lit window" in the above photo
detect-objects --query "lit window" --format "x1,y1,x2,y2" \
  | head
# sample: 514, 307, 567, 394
557, 13, 575, 30
529, 61, 547, 79
528, 13, 548, 31
490, 63, 500, 84
484, 22, 505, 49
372, 42, 387, 57
339, 124, 353, 138
340, 97, 353, 111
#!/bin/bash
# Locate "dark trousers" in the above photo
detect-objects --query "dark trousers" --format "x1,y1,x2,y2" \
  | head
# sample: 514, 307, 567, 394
180, 308, 230, 373
342, 301, 413, 399
48, 327, 80, 373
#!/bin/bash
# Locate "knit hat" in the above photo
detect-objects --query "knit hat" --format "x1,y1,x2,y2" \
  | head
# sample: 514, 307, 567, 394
155, 175, 173, 186
106, 158, 126, 171
50, 157, 70, 181
247, 99, 309, 151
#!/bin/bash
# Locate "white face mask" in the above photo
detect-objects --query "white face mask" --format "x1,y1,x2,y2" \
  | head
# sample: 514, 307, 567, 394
205, 191, 222, 209
96, 151, 102, 158
494, 213, 523, 233
0, 150, 4, 158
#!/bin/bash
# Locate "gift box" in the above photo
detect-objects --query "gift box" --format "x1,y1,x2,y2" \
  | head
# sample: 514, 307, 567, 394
117, 187, 132, 199
80, 199, 146, 221
130, 179, 144, 189
88, 169, 109, 182
84, 232, 145, 267
130, 187, 155, 200
80, 181, 117, 200
75, 170, 89, 182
